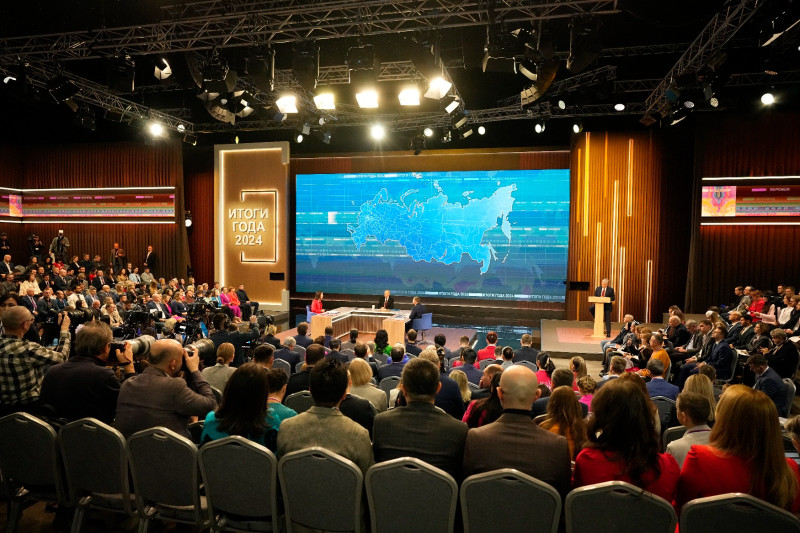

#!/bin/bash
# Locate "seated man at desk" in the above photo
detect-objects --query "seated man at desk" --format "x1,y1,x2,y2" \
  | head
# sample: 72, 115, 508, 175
407, 296, 427, 331
378, 290, 395, 310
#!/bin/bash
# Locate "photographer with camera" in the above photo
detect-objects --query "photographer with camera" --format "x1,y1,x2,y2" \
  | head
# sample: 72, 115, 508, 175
114, 338, 217, 438
49, 230, 70, 263
0, 306, 71, 416
209, 312, 260, 368
39, 321, 135, 424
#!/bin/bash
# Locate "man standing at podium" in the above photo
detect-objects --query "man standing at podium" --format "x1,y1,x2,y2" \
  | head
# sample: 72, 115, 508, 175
378, 290, 394, 310
590, 278, 615, 338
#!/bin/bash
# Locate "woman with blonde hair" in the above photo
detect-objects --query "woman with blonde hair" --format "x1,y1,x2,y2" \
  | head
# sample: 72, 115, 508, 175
540, 386, 587, 459
675, 385, 800, 512
683, 373, 716, 424
348, 358, 387, 412
449, 369, 472, 406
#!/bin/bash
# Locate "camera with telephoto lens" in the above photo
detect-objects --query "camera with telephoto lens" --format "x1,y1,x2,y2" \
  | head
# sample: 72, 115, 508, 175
184, 338, 215, 360
108, 335, 156, 364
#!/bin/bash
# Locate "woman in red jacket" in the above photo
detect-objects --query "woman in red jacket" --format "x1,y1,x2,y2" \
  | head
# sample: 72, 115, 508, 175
675, 385, 800, 513
310, 290, 324, 313
476, 331, 498, 362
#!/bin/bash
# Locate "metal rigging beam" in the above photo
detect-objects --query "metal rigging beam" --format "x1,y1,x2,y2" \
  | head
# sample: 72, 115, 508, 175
0, 0, 619, 63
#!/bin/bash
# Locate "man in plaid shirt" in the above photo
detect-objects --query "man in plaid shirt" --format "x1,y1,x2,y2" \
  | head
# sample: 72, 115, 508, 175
0, 306, 70, 415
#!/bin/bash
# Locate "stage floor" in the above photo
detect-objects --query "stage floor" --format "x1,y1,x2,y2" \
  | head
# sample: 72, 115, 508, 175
276, 325, 478, 353
541, 319, 622, 357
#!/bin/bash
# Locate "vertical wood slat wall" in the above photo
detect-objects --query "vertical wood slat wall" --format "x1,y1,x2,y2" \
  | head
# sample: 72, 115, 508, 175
566, 131, 689, 323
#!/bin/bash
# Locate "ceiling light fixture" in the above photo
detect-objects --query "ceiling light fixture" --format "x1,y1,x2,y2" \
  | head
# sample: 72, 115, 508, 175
423, 127, 434, 137
424, 77, 452, 100
275, 95, 298, 114
313, 92, 335, 110
761, 92, 775, 105
614, 103, 625, 111
370, 124, 385, 140
398, 87, 421, 106
356, 89, 379, 108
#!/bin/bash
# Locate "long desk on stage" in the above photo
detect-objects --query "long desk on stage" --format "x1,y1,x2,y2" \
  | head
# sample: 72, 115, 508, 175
310, 308, 411, 346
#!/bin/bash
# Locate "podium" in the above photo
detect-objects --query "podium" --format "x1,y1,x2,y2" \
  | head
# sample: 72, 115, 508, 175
588, 296, 612, 337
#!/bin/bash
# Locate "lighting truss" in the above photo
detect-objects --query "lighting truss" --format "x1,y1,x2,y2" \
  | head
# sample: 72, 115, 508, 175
498, 65, 618, 107
642, 0, 763, 119
0, 1, 619, 63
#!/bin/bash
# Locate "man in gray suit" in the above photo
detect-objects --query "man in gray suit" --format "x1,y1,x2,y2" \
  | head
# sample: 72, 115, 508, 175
373, 358, 468, 480
665, 391, 711, 468
463, 365, 572, 498
278, 359, 374, 475
114, 339, 217, 438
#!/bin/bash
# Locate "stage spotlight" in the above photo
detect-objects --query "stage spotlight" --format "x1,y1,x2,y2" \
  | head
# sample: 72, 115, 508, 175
154, 58, 172, 80
453, 112, 468, 129
182, 133, 198, 146
516, 59, 539, 81
347, 44, 381, 85
301, 123, 311, 135
567, 17, 603, 73
356, 89, 379, 108
534, 121, 546, 134
293, 42, 319, 91
709, 97, 719, 108
202, 51, 237, 94
442, 130, 452, 143
614, 103, 625, 111
572, 121, 583, 134
276, 94, 298, 114
234, 135, 240, 144
460, 128, 473, 139
443, 96, 460, 114
477, 125, 486, 135
684, 100, 695, 109
520, 60, 559, 106
761, 91, 775, 105
108, 52, 136, 93
370, 124, 385, 140
295, 133, 304, 143
148, 122, 164, 137
322, 131, 332, 144
424, 77, 452, 100
423, 127, 434, 137
185, 211, 193, 228
398, 87, 421, 106
177, 124, 186, 133
74, 107, 96, 131
313, 92, 335, 110
318, 117, 326, 126
557, 99, 566, 110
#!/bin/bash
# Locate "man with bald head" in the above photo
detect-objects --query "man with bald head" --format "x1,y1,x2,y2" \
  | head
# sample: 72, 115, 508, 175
462, 365, 572, 497
114, 338, 217, 438
0, 306, 71, 415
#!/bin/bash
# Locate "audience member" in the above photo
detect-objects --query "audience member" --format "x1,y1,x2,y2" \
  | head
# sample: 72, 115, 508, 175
274, 336, 302, 369
534, 368, 589, 417
450, 348, 482, 384
499, 346, 515, 368
512, 333, 539, 364
477, 331, 499, 362
252, 343, 275, 369
373, 358, 468, 480
450, 370, 472, 406
434, 333, 451, 360
201, 363, 278, 450
202, 342, 236, 391
418, 349, 466, 420
463, 365, 572, 498
573, 377, 680, 501
471, 364, 504, 400
326, 338, 348, 363
645, 359, 679, 401
463, 372, 503, 429
348, 358, 387, 412
339, 376, 376, 437
682, 374, 717, 426
748, 352, 786, 416
666, 391, 711, 468
277, 359, 374, 474
377, 346, 406, 380
265, 368, 297, 426
405, 329, 422, 356
675, 385, 800, 513
595, 355, 626, 391
540, 385, 587, 459
535, 352, 555, 389
678, 325, 734, 388
577, 375, 596, 412
765, 328, 800, 379
293, 321, 313, 348
285, 343, 325, 397
209, 313, 260, 367
341, 328, 359, 351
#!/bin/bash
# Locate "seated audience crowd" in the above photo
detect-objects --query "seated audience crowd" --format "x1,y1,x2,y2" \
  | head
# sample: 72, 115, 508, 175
1, 243, 800, 528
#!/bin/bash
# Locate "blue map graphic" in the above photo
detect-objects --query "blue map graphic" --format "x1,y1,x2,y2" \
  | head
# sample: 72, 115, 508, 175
295, 169, 570, 302
347, 183, 516, 274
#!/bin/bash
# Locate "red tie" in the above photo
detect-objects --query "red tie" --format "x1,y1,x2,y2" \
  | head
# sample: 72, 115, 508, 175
601, 288, 605, 297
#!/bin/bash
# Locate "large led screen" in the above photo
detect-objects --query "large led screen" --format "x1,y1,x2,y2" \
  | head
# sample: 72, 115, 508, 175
702, 185, 800, 217
295, 169, 570, 302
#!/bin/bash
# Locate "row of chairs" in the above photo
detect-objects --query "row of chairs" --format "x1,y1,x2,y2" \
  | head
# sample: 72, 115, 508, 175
3, 413, 797, 533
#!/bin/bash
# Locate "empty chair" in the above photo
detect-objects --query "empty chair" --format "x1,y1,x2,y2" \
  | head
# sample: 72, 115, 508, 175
278, 447, 363, 533
565, 480, 677, 533
0, 413, 69, 532
59, 418, 135, 532
272, 358, 292, 375
680, 493, 800, 533
461, 469, 561, 533
411, 313, 433, 341
306, 305, 317, 323
366, 458, 457, 533
479, 359, 498, 370
651, 396, 677, 430
662, 425, 686, 451
198, 436, 279, 533
379, 376, 401, 403
127, 427, 208, 532
285, 391, 314, 414
514, 360, 538, 372
781, 378, 796, 418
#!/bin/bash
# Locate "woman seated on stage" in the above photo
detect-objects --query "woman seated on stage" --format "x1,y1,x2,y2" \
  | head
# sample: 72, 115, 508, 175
219, 286, 241, 319
310, 290, 324, 313
675, 385, 800, 513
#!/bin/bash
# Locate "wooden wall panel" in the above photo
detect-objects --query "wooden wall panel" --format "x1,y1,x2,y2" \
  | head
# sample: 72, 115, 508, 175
185, 167, 215, 285
566, 131, 693, 323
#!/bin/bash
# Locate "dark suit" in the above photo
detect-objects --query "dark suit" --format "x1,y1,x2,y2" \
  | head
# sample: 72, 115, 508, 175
463, 412, 572, 498
436, 374, 466, 419
377, 361, 405, 380
0, 261, 14, 277
339, 394, 375, 438
293, 334, 313, 348
589, 285, 616, 336
20, 294, 38, 315
373, 402, 469, 480
146, 301, 172, 320
285, 369, 311, 397
36, 297, 55, 317
646, 377, 680, 401
54, 275, 69, 292
68, 261, 82, 274
409, 303, 427, 321
92, 276, 109, 291
735, 325, 756, 350
405, 343, 422, 356
143, 251, 158, 274
666, 323, 691, 350
452, 363, 482, 386
326, 350, 349, 364
513, 346, 539, 364
275, 347, 302, 370
724, 322, 743, 344
754, 367, 786, 415
209, 326, 261, 367
767, 342, 800, 379
534, 396, 590, 417
378, 295, 395, 309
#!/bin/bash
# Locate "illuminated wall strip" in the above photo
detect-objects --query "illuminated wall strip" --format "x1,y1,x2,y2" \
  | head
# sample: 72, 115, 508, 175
626, 138, 633, 217
217, 150, 227, 286
594, 222, 602, 289
576, 259, 581, 321
22, 220, 175, 225
618, 246, 626, 318
583, 133, 591, 236
576, 147, 582, 234
603, 134, 609, 199
701, 222, 800, 226
611, 180, 619, 319
5, 186, 175, 192
702, 176, 800, 181
645, 259, 653, 323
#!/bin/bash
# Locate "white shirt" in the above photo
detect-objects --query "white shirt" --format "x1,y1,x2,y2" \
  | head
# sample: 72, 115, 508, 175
67, 292, 86, 308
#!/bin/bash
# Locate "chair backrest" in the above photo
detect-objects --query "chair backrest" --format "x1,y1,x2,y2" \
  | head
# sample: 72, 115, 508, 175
366, 458, 457, 533
412, 313, 433, 330
379, 376, 401, 402
198, 436, 279, 533
479, 359, 497, 370
210, 386, 223, 403
0, 412, 67, 504
127, 427, 204, 522
533, 414, 548, 426
514, 360, 538, 371
373, 352, 389, 365
782, 378, 796, 417
663, 362, 672, 382
651, 396, 677, 430
783, 434, 796, 452
272, 358, 292, 375
565, 480, 677, 533
187, 420, 205, 445
467, 382, 481, 392
59, 417, 132, 514
284, 390, 314, 414
462, 469, 561, 533
306, 306, 317, 322
294, 345, 306, 355
662, 425, 686, 450
680, 492, 800, 533
278, 447, 363, 533
294, 361, 305, 373
341, 349, 355, 359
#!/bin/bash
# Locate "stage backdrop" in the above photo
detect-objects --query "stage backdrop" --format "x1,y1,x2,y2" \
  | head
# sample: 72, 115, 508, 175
214, 142, 289, 306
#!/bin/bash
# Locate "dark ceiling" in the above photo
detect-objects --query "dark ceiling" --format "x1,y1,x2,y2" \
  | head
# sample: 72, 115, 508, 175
0, 0, 798, 155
